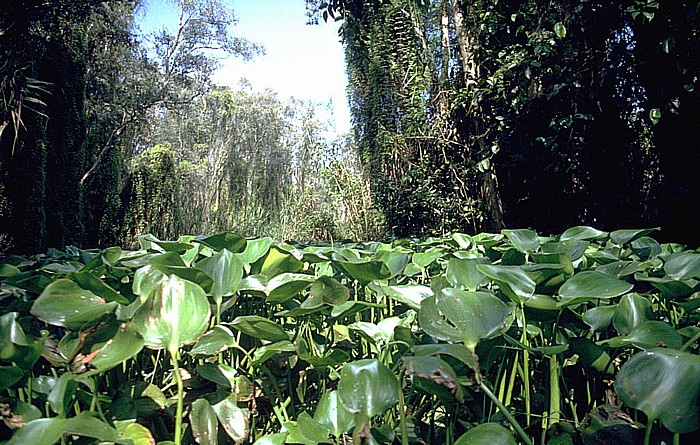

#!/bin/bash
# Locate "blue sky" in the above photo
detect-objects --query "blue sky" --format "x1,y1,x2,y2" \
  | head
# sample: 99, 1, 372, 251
136, 0, 351, 136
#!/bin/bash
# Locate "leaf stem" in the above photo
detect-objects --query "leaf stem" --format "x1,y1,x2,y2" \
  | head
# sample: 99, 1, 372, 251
479, 381, 533, 445
643, 417, 653, 445
171, 349, 185, 445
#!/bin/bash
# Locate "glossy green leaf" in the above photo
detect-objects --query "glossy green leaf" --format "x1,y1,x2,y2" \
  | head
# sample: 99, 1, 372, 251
314, 390, 355, 438
229, 315, 289, 342
477, 264, 536, 303
196, 248, 244, 304
451, 233, 473, 249
612, 293, 652, 335
446, 257, 490, 291
560, 226, 606, 241
264, 273, 315, 304
582, 305, 617, 332
412, 248, 444, 267
307, 275, 349, 307
454, 423, 517, 445
190, 398, 218, 445
252, 433, 287, 445
132, 274, 211, 352
68, 271, 129, 304
609, 228, 658, 245
212, 394, 249, 444
338, 359, 399, 417
194, 231, 247, 253
296, 411, 331, 443
420, 289, 511, 351
558, 271, 633, 305
6, 418, 66, 445
85, 322, 144, 374
664, 252, 700, 280
190, 324, 236, 356
603, 320, 683, 349
615, 348, 700, 433
335, 258, 391, 285
375, 250, 411, 278
649, 108, 661, 125
502, 228, 540, 253
252, 340, 295, 365
259, 246, 303, 277
31, 279, 118, 330
239, 237, 274, 265
370, 283, 432, 311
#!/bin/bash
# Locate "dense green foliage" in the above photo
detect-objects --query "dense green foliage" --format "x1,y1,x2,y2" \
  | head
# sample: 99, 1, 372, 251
1, 228, 698, 444
308, 0, 700, 245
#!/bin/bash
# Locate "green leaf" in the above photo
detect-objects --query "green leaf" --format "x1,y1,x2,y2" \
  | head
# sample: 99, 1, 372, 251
314, 390, 355, 438
664, 252, 700, 280
239, 237, 274, 265
196, 248, 244, 304
252, 340, 295, 365
477, 264, 536, 304
6, 418, 66, 445
338, 359, 399, 418
190, 324, 236, 356
612, 293, 652, 336
307, 276, 350, 306
85, 322, 144, 375
196, 362, 237, 388
553, 22, 566, 38
455, 423, 517, 445
296, 411, 331, 443
31, 279, 118, 330
253, 433, 287, 445
558, 271, 633, 305
229, 315, 289, 342
0, 366, 25, 391
132, 274, 211, 353
265, 273, 315, 304
260, 246, 303, 277
560, 226, 606, 241
334, 258, 391, 285
609, 228, 658, 245
603, 320, 683, 349
502, 229, 540, 253
190, 399, 218, 445
583, 305, 617, 332
68, 271, 129, 304
194, 231, 247, 253
615, 348, 700, 433
649, 108, 662, 125
569, 337, 614, 374
446, 257, 490, 291
212, 394, 249, 443
404, 355, 464, 401
412, 248, 445, 268
370, 283, 432, 311
119, 423, 156, 445
413, 344, 480, 373
419, 289, 511, 351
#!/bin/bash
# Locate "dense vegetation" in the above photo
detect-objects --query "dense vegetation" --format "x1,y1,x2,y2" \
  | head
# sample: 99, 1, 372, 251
0, 228, 698, 444
2, 2, 699, 444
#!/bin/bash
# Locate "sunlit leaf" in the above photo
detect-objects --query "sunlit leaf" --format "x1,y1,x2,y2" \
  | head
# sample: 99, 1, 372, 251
132, 274, 211, 353
190, 398, 218, 445
31, 279, 118, 330
338, 359, 399, 418
314, 390, 355, 438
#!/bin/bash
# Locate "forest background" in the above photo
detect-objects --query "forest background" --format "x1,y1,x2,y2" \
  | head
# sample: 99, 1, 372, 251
1, 0, 699, 254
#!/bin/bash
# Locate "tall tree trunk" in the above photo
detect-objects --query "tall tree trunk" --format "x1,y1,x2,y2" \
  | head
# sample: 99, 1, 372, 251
450, 0, 504, 230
